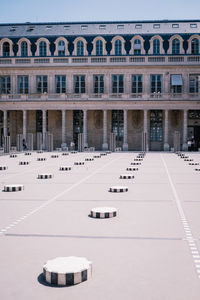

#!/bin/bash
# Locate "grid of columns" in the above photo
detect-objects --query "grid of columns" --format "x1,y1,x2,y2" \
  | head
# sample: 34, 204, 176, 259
0, 109, 190, 151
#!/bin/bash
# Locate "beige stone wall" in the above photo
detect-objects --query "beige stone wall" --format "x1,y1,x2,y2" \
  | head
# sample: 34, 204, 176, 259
48, 110, 62, 148
168, 110, 183, 147
88, 110, 103, 150
127, 110, 143, 150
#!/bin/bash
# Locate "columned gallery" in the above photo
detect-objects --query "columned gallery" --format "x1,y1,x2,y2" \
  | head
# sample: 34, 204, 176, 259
0, 19, 200, 151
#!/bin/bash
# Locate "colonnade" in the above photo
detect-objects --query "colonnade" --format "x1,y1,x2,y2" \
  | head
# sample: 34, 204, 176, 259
1, 108, 189, 150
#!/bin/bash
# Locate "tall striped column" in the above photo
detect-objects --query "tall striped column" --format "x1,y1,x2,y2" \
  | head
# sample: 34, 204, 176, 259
123, 109, 128, 151
23, 110, 27, 140
164, 110, 170, 151
102, 110, 108, 150
61, 110, 66, 144
182, 109, 188, 151
3, 110, 8, 137
42, 110, 47, 150
83, 110, 88, 148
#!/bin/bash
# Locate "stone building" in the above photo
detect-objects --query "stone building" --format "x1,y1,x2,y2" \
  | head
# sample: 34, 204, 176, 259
0, 19, 200, 151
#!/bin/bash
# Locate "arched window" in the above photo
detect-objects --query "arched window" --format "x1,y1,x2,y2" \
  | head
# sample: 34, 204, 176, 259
134, 39, 141, 55
115, 39, 122, 55
153, 39, 160, 55
3, 42, 10, 57
96, 40, 103, 56
39, 41, 47, 56
191, 38, 199, 54
58, 40, 65, 56
21, 41, 28, 57
77, 40, 84, 56
172, 39, 180, 54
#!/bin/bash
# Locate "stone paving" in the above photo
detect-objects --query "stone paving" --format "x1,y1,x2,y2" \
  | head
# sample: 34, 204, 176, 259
0, 151, 200, 300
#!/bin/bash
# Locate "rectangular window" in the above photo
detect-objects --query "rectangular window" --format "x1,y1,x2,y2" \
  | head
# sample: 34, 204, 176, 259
93, 75, 104, 94
64, 25, 70, 30
172, 24, 179, 28
18, 76, 29, 94
112, 75, 124, 94
132, 75, 142, 94
150, 110, 163, 142
153, 24, 160, 29
150, 75, 162, 94
117, 25, 124, 29
0, 76, 11, 94
74, 75, 86, 94
55, 75, 66, 93
81, 25, 88, 30
170, 74, 183, 94
190, 24, 197, 28
189, 75, 200, 94
99, 25, 106, 30
36, 75, 48, 93
135, 24, 142, 29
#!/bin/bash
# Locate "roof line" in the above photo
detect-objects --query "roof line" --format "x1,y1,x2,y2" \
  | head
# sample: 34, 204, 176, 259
0, 19, 200, 26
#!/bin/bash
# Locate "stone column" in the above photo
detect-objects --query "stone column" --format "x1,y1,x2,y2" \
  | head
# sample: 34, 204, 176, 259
3, 110, 8, 136
164, 110, 170, 151
83, 110, 88, 148
143, 74, 149, 98
144, 109, 149, 151
123, 109, 128, 151
182, 109, 188, 151
61, 110, 66, 144
48, 74, 54, 94
23, 110, 27, 140
102, 110, 108, 150
42, 110, 47, 149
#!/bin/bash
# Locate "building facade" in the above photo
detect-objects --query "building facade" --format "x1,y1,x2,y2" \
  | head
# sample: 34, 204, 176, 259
0, 20, 200, 151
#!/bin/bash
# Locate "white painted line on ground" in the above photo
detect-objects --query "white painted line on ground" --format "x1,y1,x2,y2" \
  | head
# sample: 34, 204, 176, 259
0, 154, 119, 235
161, 154, 200, 279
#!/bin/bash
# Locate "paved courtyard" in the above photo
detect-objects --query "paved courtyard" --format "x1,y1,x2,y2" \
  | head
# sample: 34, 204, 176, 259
0, 151, 200, 300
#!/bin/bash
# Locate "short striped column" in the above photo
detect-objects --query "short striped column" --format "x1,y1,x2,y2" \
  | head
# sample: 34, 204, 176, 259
59, 167, 72, 171
19, 161, 30, 165
37, 158, 46, 161
24, 152, 32, 156
120, 174, 134, 179
4, 184, 24, 192
0, 166, 8, 171
109, 186, 128, 193
74, 162, 84, 165
38, 174, 53, 179
43, 256, 92, 286
126, 167, 139, 171
10, 154, 17, 158
90, 207, 117, 218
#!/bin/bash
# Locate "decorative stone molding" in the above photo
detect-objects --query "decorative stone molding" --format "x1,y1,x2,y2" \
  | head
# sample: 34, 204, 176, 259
187, 34, 200, 54
129, 35, 145, 55
0, 38, 14, 56
148, 35, 165, 55
16, 38, 32, 56
91, 36, 107, 55
72, 37, 88, 56
110, 35, 126, 55
167, 35, 185, 55
54, 37, 69, 56
35, 37, 51, 56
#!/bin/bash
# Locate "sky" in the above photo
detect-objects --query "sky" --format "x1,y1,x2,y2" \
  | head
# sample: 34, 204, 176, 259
1, 0, 200, 23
